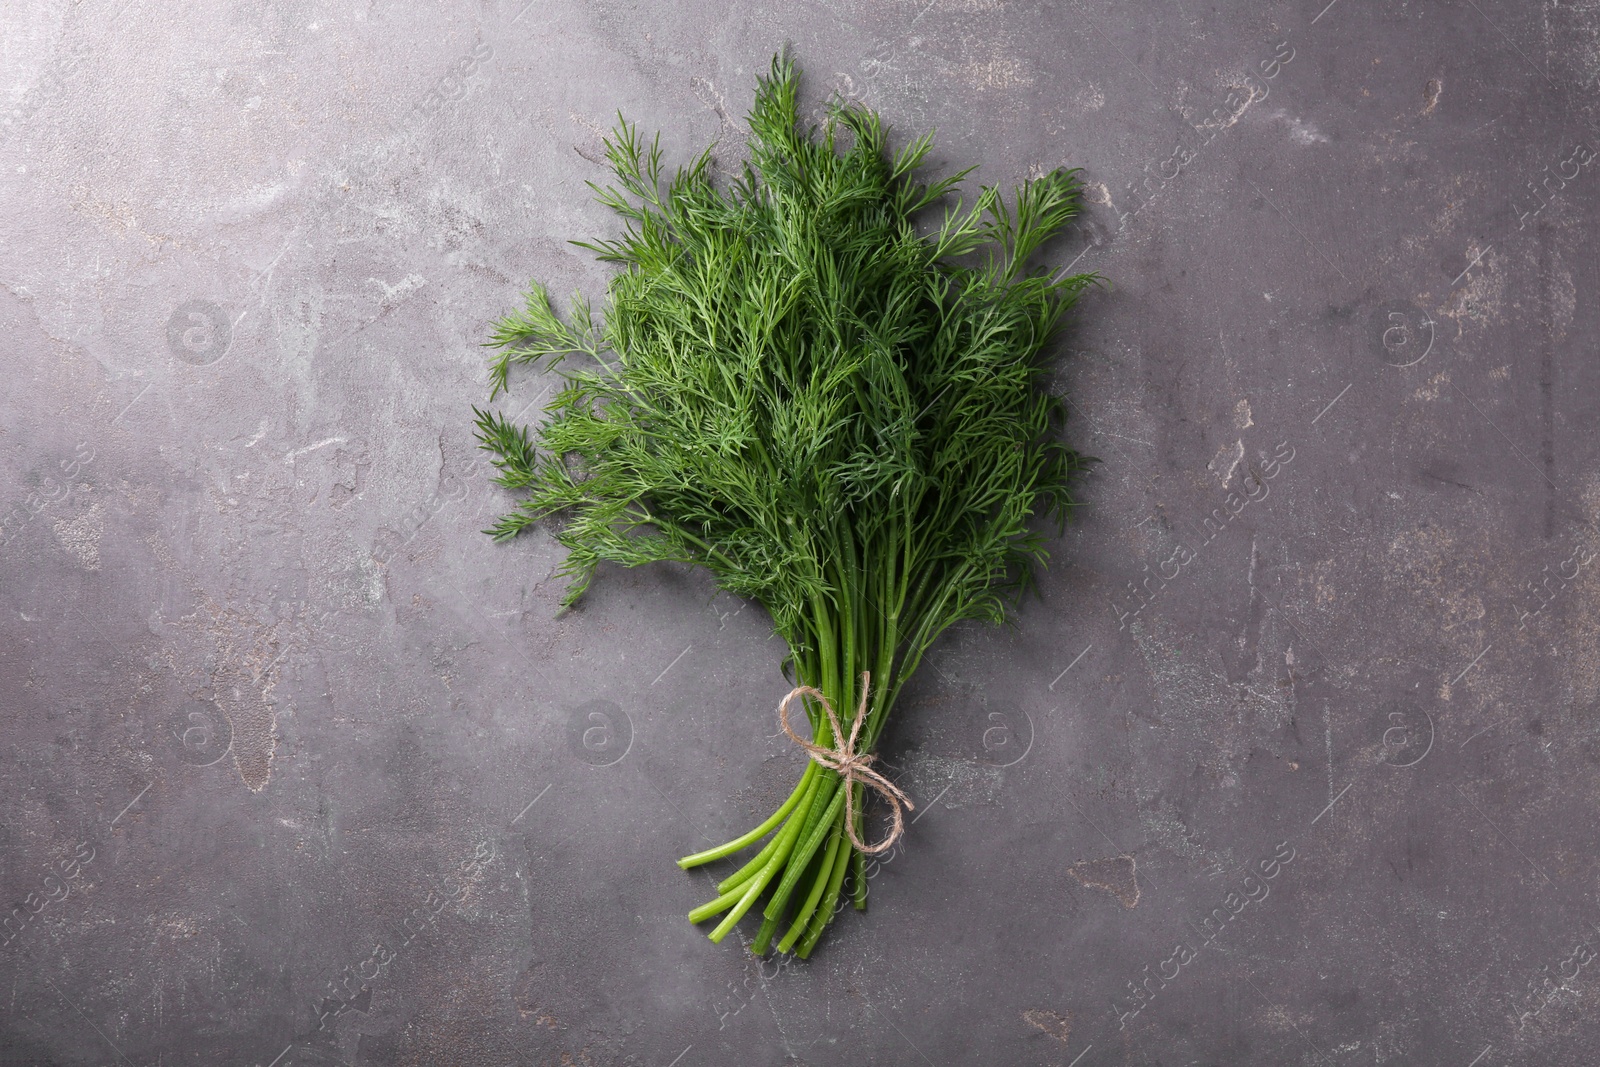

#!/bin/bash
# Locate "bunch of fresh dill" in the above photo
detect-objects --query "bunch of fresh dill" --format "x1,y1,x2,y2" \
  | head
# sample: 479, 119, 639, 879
473, 53, 1098, 956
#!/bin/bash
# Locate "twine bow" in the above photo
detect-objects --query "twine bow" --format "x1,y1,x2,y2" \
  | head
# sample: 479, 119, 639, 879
777, 671, 913, 854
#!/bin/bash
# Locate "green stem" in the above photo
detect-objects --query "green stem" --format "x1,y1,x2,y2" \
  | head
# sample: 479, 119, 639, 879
688, 882, 748, 924
852, 785, 868, 910
680, 549, 919, 951
810, 588, 838, 718
834, 523, 857, 707
761, 775, 844, 921
705, 784, 811, 943
776, 824, 842, 954
716, 830, 785, 896
707, 825, 800, 940
796, 827, 854, 959
679, 760, 817, 870
706, 862, 772, 943
750, 909, 782, 956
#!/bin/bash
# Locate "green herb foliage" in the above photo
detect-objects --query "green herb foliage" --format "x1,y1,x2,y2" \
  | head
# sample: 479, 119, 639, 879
474, 53, 1098, 955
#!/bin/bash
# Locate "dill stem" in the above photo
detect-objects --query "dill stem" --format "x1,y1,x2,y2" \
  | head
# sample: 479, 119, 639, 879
777, 822, 843, 953
762, 773, 845, 922
687, 883, 748, 925
796, 823, 854, 959
706, 771, 818, 942
716, 829, 787, 896
679, 760, 817, 870
852, 787, 868, 910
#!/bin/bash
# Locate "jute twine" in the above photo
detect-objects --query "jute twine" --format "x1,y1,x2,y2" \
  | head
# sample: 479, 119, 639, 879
777, 671, 913, 855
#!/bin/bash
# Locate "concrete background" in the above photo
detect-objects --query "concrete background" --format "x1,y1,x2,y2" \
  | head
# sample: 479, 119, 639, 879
3, 0, 1599, 1064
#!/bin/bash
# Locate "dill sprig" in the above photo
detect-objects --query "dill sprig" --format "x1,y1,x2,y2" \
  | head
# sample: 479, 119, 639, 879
474, 52, 1099, 956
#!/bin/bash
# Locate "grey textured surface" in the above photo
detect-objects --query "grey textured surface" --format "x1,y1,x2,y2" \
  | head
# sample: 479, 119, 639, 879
3, 1, 1599, 1064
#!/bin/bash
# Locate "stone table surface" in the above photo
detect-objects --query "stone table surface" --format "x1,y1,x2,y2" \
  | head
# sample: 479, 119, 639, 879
3, 1, 1599, 1064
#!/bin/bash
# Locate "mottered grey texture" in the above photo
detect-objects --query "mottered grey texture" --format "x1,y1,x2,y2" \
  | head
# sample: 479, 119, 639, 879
0, 0, 1597, 1064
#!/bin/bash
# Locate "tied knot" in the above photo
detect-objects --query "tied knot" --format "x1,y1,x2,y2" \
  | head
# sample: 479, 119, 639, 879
777, 671, 913, 855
